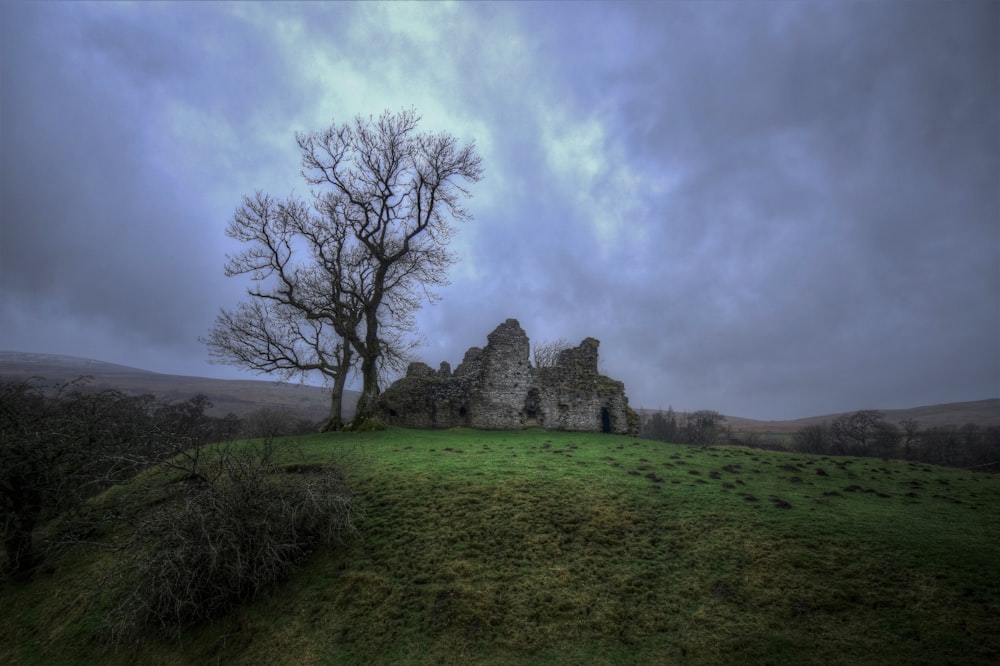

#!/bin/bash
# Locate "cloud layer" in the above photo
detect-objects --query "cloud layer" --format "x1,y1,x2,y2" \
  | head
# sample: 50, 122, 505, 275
2, 2, 997, 418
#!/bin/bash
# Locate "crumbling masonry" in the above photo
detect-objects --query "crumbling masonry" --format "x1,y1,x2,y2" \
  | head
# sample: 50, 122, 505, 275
377, 319, 635, 434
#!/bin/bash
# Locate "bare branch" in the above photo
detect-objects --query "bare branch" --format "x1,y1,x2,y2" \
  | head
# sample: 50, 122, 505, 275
533, 338, 572, 368
208, 109, 482, 424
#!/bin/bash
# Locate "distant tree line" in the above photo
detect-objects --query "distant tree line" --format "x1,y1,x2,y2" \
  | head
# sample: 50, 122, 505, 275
1, 378, 225, 577
640, 405, 999, 471
640, 408, 728, 447
789, 410, 1000, 471
0, 377, 358, 640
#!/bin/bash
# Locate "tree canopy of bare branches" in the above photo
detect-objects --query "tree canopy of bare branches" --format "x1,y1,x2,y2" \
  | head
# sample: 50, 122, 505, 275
0, 379, 234, 579
205, 109, 483, 427
533, 337, 571, 368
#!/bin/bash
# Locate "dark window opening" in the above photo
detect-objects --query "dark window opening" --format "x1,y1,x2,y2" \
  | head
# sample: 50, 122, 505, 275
601, 407, 612, 433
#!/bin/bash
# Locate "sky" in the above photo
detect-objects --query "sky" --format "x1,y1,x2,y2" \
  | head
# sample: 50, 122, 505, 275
1, 1, 997, 420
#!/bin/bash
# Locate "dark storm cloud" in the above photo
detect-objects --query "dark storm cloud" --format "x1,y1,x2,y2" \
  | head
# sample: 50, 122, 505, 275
472, 0, 1000, 416
1, 3, 304, 374
1, 1, 995, 417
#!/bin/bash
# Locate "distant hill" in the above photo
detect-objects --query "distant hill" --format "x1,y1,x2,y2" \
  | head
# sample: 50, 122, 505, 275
0, 351, 356, 423
640, 399, 1000, 433
4, 351, 996, 430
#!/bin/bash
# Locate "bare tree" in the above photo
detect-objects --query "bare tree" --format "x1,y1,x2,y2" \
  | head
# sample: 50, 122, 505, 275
298, 109, 483, 420
829, 410, 885, 455
0, 380, 159, 578
533, 337, 571, 368
899, 418, 920, 458
683, 410, 727, 447
204, 193, 362, 429
207, 109, 482, 426
793, 423, 830, 454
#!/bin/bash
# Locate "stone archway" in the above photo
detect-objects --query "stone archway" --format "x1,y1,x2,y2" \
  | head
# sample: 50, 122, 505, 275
601, 406, 612, 433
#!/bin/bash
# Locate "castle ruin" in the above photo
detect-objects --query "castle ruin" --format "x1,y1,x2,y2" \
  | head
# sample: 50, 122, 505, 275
377, 319, 635, 434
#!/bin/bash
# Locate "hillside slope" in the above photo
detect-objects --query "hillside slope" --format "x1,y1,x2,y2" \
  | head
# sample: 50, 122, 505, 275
1, 429, 998, 664
3, 351, 996, 428
636, 399, 1000, 434
722, 398, 1000, 432
0, 351, 357, 422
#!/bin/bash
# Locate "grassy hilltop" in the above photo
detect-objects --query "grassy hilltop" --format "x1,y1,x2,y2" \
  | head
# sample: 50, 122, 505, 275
2, 428, 999, 664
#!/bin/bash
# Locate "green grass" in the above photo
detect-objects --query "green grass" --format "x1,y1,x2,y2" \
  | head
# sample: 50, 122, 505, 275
2, 428, 999, 664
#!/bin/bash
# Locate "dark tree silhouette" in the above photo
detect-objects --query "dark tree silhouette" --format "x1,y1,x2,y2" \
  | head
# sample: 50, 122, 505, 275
207, 109, 483, 426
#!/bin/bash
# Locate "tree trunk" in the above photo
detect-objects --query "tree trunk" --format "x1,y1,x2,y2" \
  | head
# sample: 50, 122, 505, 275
323, 346, 353, 432
356, 354, 380, 421
324, 384, 345, 433
353, 308, 382, 424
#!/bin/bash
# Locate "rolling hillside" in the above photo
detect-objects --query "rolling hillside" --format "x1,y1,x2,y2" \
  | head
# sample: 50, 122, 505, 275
2, 351, 996, 429
0, 351, 357, 423
641, 400, 1000, 433
1, 428, 998, 664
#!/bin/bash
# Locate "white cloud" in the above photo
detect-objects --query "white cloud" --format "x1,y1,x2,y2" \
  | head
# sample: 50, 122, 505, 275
536, 107, 666, 255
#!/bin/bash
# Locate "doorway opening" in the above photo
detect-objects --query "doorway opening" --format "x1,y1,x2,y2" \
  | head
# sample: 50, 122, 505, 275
523, 388, 541, 427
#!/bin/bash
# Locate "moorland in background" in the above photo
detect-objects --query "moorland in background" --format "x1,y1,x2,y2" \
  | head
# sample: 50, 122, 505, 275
0, 351, 359, 424
2, 351, 996, 433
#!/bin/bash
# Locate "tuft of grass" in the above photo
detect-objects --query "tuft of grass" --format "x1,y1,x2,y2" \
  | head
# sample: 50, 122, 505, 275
2, 428, 999, 664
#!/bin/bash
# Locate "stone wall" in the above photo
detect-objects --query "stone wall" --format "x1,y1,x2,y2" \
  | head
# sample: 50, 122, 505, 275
378, 319, 634, 434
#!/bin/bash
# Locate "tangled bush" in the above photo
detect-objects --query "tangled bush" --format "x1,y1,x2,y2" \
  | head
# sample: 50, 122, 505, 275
108, 442, 358, 641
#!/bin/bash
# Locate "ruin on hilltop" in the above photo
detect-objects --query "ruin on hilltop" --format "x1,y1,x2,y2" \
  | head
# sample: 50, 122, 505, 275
377, 319, 637, 434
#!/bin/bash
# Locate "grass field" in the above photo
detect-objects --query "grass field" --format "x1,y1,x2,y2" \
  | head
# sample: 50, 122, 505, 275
2, 428, 999, 664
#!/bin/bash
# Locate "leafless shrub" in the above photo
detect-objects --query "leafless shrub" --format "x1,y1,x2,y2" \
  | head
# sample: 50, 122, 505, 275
241, 406, 318, 439
106, 439, 359, 642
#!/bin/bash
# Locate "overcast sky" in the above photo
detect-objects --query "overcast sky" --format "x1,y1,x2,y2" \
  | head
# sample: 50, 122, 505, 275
2, 1, 997, 419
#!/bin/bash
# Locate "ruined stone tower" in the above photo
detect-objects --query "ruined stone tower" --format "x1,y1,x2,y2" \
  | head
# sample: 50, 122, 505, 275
377, 319, 634, 434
